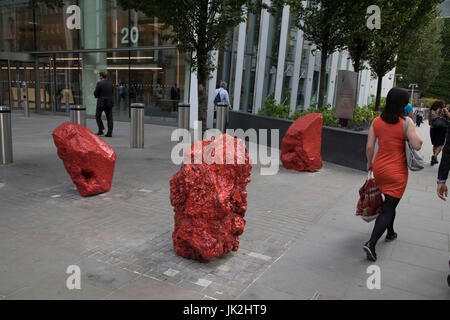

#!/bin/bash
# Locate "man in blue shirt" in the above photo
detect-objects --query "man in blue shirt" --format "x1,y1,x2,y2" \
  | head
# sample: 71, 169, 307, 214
405, 103, 413, 118
214, 82, 231, 109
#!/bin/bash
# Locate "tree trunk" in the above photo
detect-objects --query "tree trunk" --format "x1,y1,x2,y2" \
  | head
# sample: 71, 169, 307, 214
318, 49, 328, 109
196, 0, 209, 134
354, 64, 360, 108
375, 74, 383, 111
196, 50, 208, 134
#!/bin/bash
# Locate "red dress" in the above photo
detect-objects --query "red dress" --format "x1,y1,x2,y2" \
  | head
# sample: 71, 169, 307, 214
372, 116, 408, 199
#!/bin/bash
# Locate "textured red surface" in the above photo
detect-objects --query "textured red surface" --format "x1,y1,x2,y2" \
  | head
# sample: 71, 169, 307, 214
281, 113, 323, 172
356, 177, 383, 217
170, 134, 252, 262
52, 122, 116, 197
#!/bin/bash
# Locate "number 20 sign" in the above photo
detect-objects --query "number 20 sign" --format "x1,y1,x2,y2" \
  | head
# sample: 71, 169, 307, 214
121, 27, 139, 44
65, 4, 140, 45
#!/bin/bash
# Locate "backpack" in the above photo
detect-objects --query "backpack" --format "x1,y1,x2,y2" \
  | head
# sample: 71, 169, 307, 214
214, 91, 222, 105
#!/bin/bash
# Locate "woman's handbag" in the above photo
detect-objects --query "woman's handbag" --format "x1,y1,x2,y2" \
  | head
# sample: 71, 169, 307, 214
356, 171, 383, 223
403, 119, 424, 171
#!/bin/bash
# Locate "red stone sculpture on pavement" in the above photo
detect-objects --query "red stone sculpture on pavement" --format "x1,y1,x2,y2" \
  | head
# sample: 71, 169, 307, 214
170, 134, 252, 262
52, 122, 116, 197
281, 113, 323, 172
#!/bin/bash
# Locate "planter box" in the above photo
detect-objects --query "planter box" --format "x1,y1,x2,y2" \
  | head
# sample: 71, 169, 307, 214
227, 110, 368, 171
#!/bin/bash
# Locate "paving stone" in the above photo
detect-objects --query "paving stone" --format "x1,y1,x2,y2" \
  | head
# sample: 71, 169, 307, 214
1, 115, 448, 300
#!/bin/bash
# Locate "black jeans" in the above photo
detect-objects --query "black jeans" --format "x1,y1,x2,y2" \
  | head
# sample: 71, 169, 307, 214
96, 106, 113, 135
369, 194, 400, 245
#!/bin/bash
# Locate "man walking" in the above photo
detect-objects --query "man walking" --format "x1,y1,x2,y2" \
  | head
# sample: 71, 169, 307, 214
94, 72, 114, 137
214, 81, 231, 109
437, 107, 450, 201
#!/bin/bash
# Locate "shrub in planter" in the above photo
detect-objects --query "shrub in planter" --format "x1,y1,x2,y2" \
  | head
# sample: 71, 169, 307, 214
258, 95, 290, 119
289, 105, 339, 126
258, 94, 384, 131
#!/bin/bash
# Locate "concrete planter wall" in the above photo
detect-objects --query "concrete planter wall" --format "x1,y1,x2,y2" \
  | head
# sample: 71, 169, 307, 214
227, 110, 368, 171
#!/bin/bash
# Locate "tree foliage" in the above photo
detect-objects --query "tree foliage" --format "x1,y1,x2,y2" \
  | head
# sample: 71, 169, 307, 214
423, 17, 450, 102
397, 17, 444, 93
118, 1, 258, 75
117, 0, 263, 132
284, 0, 347, 109
340, 1, 375, 74
366, 0, 444, 110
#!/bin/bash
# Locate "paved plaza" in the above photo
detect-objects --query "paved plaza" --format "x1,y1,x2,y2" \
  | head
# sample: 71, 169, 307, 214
0, 113, 449, 300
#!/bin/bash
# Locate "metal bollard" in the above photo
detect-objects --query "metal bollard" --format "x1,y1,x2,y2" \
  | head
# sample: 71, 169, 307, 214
69, 105, 87, 127
22, 81, 29, 118
177, 103, 190, 130
215, 102, 228, 133
130, 103, 144, 149
0, 106, 13, 164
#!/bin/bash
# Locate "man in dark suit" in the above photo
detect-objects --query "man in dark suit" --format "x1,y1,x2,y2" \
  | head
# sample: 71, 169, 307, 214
437, 106, 450, 201
94, 72, 114, 137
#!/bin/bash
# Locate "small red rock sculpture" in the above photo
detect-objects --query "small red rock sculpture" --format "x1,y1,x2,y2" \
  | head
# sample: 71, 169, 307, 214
52, 122, 116, 197
170, 134, 252, 262
281, 113, 323, 172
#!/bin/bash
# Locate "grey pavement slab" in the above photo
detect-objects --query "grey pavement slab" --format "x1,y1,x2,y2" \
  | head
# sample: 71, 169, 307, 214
1, 113, 449, 299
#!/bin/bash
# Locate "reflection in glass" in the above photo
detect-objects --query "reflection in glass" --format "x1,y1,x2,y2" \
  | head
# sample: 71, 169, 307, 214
240, 9, 261, 113
0, 1, 35, 52
261, 6, 283, 103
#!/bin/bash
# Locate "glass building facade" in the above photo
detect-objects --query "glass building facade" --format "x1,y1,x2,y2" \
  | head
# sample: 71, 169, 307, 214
0, 0, 395, 127
0, 0, 188, 124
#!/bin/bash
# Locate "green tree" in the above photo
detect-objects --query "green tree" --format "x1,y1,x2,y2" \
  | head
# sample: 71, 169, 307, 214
117, 0, 262, 132
397, 18, 444, 93
423, 17, 450, 102
340, 1, 375, 74
35, 0, 261, 132
367, 0, 444, 110
284, 0, 347, 109
338, 1, 378, 113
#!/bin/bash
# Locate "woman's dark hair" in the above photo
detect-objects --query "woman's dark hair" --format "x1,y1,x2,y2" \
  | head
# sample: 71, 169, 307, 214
430, 100, 444, 111
381, 88, 409, 124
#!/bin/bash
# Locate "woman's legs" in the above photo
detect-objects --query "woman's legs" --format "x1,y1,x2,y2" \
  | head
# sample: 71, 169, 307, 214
387, 210, 397, 236
435, 145, 443, 158
368, 195, 400, 246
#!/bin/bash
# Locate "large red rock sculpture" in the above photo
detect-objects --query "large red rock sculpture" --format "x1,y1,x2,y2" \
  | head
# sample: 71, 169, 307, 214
170, 134, 252, 262
52, 122, 116, 197
281, 113, 323, 172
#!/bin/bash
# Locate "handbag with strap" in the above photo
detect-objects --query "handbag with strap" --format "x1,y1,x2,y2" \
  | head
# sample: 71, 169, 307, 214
403, 118, 424, 171
356, 171, 383, 223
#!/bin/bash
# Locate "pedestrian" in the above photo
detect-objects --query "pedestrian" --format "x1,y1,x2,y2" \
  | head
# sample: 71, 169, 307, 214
435, 105, 450, 288
214, 81, 231, 109
118, 82, 127, 112
429, 100, 447, 166
171, 83, 180, 112
154, 83, 163, 108
94, 72, 114, 137
364, 88, 423, 261
214, 82, 232, 127
437, 106, 450, 201
405, 103, 413, 118
415, 103, 424, 127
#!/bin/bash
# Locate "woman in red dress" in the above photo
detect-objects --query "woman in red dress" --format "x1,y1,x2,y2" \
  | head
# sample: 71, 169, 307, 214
364, 88, 423, 261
